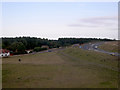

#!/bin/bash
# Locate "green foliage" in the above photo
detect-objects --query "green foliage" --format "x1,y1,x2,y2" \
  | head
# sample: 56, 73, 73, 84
1, 36, 114, 54
8, 42, 26, 54
34, 47, 47, 52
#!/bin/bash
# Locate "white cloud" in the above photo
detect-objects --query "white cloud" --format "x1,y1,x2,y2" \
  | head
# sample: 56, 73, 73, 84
68, 16, 117, 28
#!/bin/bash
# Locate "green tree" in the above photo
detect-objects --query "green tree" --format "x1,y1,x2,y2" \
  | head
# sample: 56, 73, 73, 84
8, 42, 26, 54
34, 47, 47, 52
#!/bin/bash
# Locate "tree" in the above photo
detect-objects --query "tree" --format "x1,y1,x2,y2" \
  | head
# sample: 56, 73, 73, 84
34, 47, 47, 52
8, 42, 26, 54
1, 36, 114, 54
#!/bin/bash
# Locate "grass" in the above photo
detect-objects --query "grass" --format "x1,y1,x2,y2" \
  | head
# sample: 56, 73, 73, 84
2, 48, 118, 88
99, 41, 118, 53
60, 47, 118, 70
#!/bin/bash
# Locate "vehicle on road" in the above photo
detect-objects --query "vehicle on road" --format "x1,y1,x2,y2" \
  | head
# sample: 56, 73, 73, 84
110, 53, 115, 56
48, 50, 52, 52
94, 46, 98, 49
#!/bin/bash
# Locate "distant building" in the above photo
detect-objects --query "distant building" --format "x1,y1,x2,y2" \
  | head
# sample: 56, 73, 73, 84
41, 45, 49, 49
0, 49, 10, 57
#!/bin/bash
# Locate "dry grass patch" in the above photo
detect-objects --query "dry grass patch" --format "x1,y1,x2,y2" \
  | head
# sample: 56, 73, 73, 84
99, 41, 118, 53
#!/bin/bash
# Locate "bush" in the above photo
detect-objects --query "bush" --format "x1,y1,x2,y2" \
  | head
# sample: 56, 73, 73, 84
34, 47, 47, 52
8, 42, 26, 55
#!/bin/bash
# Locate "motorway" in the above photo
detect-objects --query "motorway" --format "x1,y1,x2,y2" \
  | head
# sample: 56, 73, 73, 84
81, 41, 120, 56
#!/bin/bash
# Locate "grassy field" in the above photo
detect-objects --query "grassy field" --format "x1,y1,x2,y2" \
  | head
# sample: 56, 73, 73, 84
99, 41, 118, 53
2, 47, 118, 88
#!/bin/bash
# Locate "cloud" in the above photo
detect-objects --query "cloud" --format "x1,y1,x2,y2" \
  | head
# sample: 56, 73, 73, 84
81, 16, 117, 22
80, 16, 117, 25
68, 24, 98, 27
68, 16, 117, 28
110, 28, 118, 30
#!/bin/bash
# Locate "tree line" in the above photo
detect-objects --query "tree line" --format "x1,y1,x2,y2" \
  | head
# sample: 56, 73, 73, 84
1, 37, 114, 54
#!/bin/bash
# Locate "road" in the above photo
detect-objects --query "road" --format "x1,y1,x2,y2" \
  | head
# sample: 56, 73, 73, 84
10, 48, 65, 57
81, 41, 120, 56
10, 41, 119, 57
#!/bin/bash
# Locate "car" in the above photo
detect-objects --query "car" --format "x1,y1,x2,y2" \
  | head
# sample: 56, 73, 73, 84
110, 53, 115, 56
94, 46, 98, 49
48, 50, 52, 52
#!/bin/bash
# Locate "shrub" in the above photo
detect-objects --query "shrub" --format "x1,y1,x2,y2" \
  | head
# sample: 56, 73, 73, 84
34, 47, 47, 52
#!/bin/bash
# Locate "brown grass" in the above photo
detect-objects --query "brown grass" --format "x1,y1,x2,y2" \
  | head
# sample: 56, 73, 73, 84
99, 41, 118, 53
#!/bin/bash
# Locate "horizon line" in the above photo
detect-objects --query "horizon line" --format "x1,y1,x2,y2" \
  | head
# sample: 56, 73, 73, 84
0, 36, 116, 40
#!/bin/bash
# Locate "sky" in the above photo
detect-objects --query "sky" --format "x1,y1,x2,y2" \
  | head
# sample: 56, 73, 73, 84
2, 2, 118, 40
